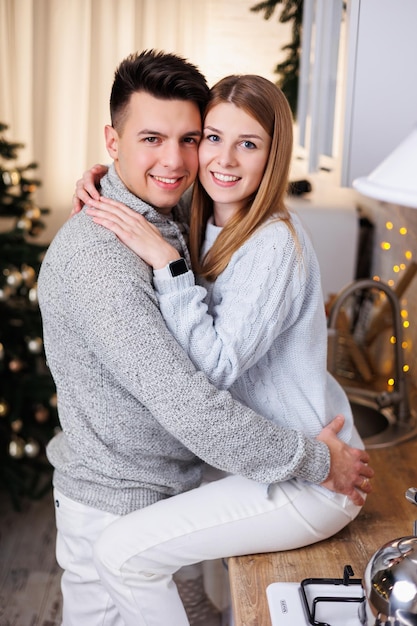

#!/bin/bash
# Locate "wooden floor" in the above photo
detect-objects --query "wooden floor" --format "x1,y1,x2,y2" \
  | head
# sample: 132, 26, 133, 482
0, 490, 62, 626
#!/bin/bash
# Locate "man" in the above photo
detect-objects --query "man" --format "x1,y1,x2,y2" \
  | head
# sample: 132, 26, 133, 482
38, 49, 372, 626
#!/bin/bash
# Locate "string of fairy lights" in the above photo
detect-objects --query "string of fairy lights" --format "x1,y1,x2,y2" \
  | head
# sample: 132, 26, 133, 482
373, 208, 416, 391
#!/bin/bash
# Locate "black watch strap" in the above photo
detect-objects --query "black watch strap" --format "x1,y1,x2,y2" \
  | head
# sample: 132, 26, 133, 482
168, 258, 189, 277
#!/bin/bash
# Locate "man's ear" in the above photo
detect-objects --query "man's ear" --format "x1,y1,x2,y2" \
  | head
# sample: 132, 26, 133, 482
105, 125, 119, 159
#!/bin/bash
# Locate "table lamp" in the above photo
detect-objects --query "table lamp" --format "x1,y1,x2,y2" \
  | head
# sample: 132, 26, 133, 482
353, 127, 417, 208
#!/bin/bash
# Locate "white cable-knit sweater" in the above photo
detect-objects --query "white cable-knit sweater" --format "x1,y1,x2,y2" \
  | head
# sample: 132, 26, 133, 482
154, 214, 356, 446
37, 166, 332, 515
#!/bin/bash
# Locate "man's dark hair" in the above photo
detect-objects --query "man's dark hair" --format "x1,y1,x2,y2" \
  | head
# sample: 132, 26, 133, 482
110, 49, 209, 131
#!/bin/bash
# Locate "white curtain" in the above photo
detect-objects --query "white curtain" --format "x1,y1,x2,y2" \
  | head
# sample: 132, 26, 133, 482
0, 0, 206, 240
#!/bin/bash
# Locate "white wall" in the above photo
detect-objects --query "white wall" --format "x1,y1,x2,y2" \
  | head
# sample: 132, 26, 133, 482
197, 0, 288, 87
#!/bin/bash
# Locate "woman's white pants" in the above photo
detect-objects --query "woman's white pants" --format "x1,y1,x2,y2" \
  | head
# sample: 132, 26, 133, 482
93, 475, 361, 626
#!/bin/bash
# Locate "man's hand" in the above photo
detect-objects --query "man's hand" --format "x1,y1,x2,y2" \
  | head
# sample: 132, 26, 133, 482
318, 415, 374, 506
70, 164, 109, 217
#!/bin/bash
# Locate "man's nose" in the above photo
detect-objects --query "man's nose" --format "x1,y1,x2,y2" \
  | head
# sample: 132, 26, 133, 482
161, 142, 184, 169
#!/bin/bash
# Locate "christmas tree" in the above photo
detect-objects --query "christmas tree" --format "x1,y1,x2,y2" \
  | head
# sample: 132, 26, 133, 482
251, 0, 304, 117
0, 122, 58, 509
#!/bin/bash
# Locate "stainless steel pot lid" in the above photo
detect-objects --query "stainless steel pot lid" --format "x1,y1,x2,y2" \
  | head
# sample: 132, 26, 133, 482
363, 536, 417, 624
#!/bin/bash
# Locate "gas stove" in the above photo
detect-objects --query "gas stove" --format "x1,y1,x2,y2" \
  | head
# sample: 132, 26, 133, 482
267, 566, 367, 625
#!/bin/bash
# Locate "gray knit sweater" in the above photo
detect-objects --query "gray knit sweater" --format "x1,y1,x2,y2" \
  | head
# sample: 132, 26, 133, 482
38, 165, 330, 515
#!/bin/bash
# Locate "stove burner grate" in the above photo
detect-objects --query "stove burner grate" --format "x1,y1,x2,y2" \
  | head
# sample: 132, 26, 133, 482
300, 565, 366, 625
267, 564, 367, 626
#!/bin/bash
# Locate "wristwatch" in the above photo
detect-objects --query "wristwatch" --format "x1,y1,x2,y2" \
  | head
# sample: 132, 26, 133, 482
168, 258, 189, 277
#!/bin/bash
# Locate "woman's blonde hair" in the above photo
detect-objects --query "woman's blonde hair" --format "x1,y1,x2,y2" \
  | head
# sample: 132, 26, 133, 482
189, 74, 294, 281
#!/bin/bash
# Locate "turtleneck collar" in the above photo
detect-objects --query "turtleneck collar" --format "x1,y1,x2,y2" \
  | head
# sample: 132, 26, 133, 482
100, 164, 175, 223
99, 164, 191, 263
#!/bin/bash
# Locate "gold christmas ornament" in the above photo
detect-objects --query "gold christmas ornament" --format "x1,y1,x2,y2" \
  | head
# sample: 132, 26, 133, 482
34, 404, 50, 423
4, 267, 23, 288
16, 216, 32, 232
9, 358, 25, 373
20, 264, 36, 287
26, 336, 43, 354
0, 285, 13, 301
22, 182, 37, 194
11, 419, 23, 433
24, 438, 41, 458
2, 169, 20, 186
9, 436, 25, 459
28, 285, 38, 304
25, 206, 41, 221
0, 399, 10, 418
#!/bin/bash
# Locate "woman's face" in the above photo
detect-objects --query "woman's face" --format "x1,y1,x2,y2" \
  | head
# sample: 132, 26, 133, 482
198, 102, 271, 226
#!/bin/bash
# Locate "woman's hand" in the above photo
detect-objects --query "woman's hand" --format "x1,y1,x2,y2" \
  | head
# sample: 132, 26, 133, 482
71, 164, 109, 217
86, 198, 180, 269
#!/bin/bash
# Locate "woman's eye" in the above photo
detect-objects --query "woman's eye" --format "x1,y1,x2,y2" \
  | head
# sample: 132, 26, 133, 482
242, 140, 256, 149
206, 134, 220, 143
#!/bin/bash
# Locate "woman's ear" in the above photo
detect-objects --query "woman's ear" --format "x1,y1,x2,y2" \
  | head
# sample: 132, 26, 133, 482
105, 125, 119, 160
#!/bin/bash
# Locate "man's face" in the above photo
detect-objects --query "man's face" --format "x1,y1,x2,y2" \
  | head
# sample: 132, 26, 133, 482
105, 91, 202, 214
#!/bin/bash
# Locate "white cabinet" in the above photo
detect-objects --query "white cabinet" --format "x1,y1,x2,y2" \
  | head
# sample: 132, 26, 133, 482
297, 0, 417, 187
287, 183, 359, 301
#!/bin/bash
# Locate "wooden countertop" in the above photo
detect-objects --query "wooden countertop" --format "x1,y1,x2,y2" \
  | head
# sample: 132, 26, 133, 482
228, 437, 417, 626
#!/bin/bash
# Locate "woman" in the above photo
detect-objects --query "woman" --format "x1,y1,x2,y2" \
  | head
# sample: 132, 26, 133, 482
76, 75, 368, 626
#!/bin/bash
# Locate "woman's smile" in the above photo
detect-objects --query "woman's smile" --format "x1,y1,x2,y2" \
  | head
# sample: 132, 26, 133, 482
198, 102, 271, 225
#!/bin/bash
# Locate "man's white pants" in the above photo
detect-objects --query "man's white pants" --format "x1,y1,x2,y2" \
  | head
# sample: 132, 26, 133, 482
91, 475, 361, 626
53, 488, 124, 626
